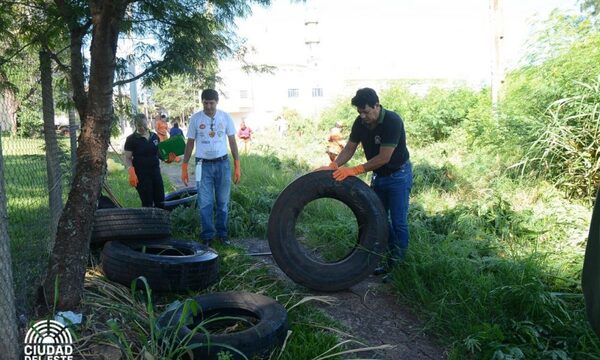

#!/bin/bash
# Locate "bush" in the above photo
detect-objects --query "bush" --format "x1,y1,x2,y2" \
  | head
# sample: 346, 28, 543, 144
414, 87, 479, 144
280, 107, 316, 136
318, 96, 355, 130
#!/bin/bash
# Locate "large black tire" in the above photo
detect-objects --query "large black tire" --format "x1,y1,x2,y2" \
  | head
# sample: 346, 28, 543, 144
101, 238, 219, 292
157, 292, 289, 360
268, 170, 388, 291
162, 186, 197, 211
91, 208, 171, 245
583, 188, 600, 339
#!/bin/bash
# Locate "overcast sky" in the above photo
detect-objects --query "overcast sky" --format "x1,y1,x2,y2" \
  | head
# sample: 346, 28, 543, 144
234, 0, 579, 84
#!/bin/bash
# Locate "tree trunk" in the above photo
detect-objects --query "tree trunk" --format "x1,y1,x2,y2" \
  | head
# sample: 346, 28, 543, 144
68, 106, 78, 178
42, 0, 127, 310
0, 135, 20, 359
0, 72, 18, 134
40, 48, 63, 238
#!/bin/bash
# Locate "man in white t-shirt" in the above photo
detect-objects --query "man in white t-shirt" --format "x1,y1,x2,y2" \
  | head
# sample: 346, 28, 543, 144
181, 89, 241, 245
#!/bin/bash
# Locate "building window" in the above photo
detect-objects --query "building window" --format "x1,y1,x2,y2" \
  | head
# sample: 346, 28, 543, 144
312, 88, 323, 97
240, 90, 248, 99
288, 88, 299, 98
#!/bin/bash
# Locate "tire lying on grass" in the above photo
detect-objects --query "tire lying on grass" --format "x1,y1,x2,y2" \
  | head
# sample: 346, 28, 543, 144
162, 186, 198, 211
101, 238, 219, 292
268, 170, 388, 291
157, 292, 289, 360
583, 188, 600, 339
91, 207, 171, 245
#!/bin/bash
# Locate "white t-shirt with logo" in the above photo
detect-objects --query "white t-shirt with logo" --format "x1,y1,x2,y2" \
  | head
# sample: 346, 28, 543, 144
187, 109, 235, 159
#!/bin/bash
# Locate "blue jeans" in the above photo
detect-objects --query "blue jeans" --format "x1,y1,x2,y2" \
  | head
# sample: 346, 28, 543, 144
197, 159, 231, 241
372, 161, 413, 262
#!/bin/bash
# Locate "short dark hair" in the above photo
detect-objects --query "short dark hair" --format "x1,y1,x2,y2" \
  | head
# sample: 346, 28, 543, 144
201, 89, 219, 102
351, 88, 379, 109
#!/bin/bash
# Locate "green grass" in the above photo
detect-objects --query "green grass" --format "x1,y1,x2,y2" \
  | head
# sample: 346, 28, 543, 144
6, 120, 600, 358
3, 137, 58, 315
78, 243, 367, 359
225, 127, 600, 358
387, 137, 600, 359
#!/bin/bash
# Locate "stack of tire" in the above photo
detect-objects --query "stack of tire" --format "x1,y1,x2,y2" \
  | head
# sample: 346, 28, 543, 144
92, 205, 289, 359
92, 207, 220, 293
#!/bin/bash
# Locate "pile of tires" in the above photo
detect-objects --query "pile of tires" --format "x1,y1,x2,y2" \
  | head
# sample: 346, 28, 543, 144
92, 207, 219, 292
92, 205, 289, 358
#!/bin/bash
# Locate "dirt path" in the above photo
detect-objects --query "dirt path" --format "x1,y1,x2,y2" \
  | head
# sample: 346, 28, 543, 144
160, 163, 447, 359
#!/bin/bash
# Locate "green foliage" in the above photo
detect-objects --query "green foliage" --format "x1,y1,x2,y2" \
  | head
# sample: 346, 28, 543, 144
417, 87, 480, 144
519, 78, 600, 200
581, 0, 600, 15
318, 85, 482, 147
170, 206, 200, 239
151, 75, 198, 120
524, 10, 596, 66
123, 0, 272, 86
400, 142, 600, 359
318, 96, 356, 130
228, 153, 301, 239
279, 107, 316, 136
502, 15, 600, 132
378, 85, 421, 141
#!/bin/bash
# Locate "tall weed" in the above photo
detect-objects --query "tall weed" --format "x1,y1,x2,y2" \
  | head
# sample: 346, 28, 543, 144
518, 78, 600, 200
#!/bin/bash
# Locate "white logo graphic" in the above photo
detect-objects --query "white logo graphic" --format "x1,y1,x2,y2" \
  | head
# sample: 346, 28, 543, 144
24, 320, 74, 359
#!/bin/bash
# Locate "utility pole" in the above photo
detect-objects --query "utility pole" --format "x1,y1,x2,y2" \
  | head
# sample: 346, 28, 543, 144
304, 0, 320, 120
490, 0, 504, 108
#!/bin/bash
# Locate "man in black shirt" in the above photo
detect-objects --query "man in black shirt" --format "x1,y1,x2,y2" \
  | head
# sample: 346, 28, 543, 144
326, 88, 413, 274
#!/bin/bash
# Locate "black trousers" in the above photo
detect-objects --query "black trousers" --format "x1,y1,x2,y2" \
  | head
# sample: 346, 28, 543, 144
136, 168, 165, 208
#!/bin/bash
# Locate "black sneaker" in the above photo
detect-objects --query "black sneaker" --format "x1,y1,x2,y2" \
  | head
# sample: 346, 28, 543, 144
373, 266, 388, 276
200, 238, 212, 247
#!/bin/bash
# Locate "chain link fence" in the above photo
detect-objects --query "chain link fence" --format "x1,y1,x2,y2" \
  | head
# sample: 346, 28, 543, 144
0, 77, 75, 316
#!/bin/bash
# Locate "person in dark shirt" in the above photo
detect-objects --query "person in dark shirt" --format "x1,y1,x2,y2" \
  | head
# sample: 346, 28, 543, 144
319, 88, 413, 275
124, 114, 175, 208
169, 122, 184, 137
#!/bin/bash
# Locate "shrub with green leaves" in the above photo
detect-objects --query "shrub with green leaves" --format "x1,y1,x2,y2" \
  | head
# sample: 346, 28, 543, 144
411, 87, 479, 145
318, 96, 356, 131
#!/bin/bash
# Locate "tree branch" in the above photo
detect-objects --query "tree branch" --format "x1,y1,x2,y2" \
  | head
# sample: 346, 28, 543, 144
113, 61, 162, 86
47, 45, 71, 73
0, 38, 37, 68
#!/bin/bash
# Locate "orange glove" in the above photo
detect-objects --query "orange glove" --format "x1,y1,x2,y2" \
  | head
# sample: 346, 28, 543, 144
182, 163, 189, 186
233, 159, 241, 184
332, 165, 365, 181
165, 152, 177, 163
314, 162, 338, 172
128, 167, 138, 187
